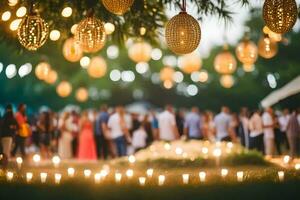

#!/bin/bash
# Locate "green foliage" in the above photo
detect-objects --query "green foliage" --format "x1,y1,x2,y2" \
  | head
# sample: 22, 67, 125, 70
223, 150, 269, 166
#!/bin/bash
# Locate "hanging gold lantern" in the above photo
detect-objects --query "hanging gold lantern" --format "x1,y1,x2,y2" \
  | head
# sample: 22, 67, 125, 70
258, 35, 278, 59
102, 0, 134, 15
35, 62, 51, 80
87, 56, 107, 78
128, 41, 152, 63
236, 38, 258, 72
178, 52, 202, 74
62, 37, 83, 62
220, 75, 235, 89
165, 10, 201, 55
214, 45, 237, 75
45, 70, 58, 84
56, 81, 72, 98
75, 87, 89, 102
160, 66, 175, 82
75, 14, 106, 53
17, 13, 49, 51
263, 0, 297, 34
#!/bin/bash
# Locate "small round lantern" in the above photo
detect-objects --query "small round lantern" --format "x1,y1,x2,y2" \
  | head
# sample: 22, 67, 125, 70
87, 56, 107, 78
128, 41, 152, 63
56, 81, 72, 98
160, 66, 175, 82
102, 0, 134, 15
35, 62, 51, 80
258, 35, 278, 59
220, 75, 235, 89
76, 87, 89, 102
236, 38, 258, 71
45, 70, 58, 84
214, 46, 237, 75
63, 37, 83, 62
178, 52, 202, 74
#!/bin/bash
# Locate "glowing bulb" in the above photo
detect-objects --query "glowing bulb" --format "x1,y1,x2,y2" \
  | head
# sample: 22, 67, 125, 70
283, 155, 290, 164
94, 173, 101, 184
202, 147, 208, 154
26, 172, 33, 183
16, 6, 26, 17
52, 155, 61, 168
100, 169, 109, 178
158, 175, 165, 186
84, 169, 92, 178
61, 7, 72, 17
221, 169, 229, 178
182, 174, 189, 184
146, 168, 154, 178
10, 19, 22, 31
71, 24, 78, 35
2, 11, 11, 21
175, 147, 183, 155
54, 173, 62, 184
139, 27, 146, 35
6, 171, 14, 181
295, 164, 300, 170
164, 143, 171, 151
237, 171, 244, 182
126, 169, 134, 179
115, 173, 122, 183
67, 168, 75, 177
139, 177, 146, 186
213, 148, 222, 157
80, 56, 90, 68
128, 155, 136, 164
50, 30, 61, 41
278, 171, 285, 182
199, 172, 206, 182
8, 0, 19, 7
40, 173, 47, 183
104, 22, 115, 35
33, 154, 41, 164
16, 157, 23, 168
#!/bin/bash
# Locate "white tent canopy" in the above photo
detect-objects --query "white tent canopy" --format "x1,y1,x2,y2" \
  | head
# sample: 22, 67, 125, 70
261, 75, 300, 108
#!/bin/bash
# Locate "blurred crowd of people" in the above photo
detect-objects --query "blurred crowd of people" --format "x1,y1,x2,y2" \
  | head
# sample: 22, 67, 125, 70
0, 103, 300, 163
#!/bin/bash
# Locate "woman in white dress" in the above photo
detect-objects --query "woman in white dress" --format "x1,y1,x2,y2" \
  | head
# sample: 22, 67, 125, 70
58, 112, 73, 159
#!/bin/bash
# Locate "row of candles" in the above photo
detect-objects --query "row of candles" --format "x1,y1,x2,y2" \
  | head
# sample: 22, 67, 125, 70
4, 167, 295, 185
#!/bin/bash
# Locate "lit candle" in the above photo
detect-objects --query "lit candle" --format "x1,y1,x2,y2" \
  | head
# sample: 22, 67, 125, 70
126, 169, 134, 179
32, 154, 41, 166
54, 173, 62, 184
146, 168, 154, 178
182, 174, 189, 184
158, 175, 165, 186
115, 173, 122, 183
164, 143, 171, 151
283, 155, 290, 165
278, 171, 285, 182
6, 171, 14, 181
100, 169, 108, 179
52, 156, 61, 168
16, 157, 23, 169
237, 171, 244, 182
175, 147, 183, 155
94, 173, 101, 184
295, 163, 300, 170
26, 172, 33, 183
213, 148, 222, 166
84, 169, 92, 178
138, 177, 146, 186
227, 142, 233, 149
40, 172, 47, 183
221, 169, 229, 178
201, 147, 209, 159
67, 167, 75, 177
128, 155, 136, 164
199, 172, 206, 182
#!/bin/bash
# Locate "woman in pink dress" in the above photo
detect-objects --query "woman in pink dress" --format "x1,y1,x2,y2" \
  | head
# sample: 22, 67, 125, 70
78, 111, 97, 160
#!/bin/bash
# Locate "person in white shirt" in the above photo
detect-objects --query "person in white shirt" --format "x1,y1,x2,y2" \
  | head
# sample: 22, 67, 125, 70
262, 107, 275, 157
214, 106, 235, 141
132, 122, 148, 152
249, 110, 264, 153
158, 105, 179, 141
277, 109, 290, 154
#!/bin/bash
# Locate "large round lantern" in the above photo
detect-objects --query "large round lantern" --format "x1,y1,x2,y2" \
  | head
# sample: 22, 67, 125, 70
258, 35, 278, 59
220, 75, 234, 89
236, 38, 258, 71
165, 11, 201, 55
63, 37, 83, 62
56, 81, 72, 98
87, 56, 107, 78
102, 0, 134, 15
75, 87, 89, 102
214, 46, 237, 75
45, 70, 58, 84
160, 66, 175, 82
75, 15, 106, 53
263, 0, 298, 34
35, 62, 51, 80
17, 14, 49, 51
178, 52, 202, 74
128, 42, 152, 63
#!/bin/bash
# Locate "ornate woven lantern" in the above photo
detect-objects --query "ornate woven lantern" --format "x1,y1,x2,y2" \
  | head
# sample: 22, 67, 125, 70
75, 14, 106, 53
236, 37, 258, 71
258, 35, 278, 59
214, 45, 237, 75
88, 56, 107, 78
160, 66, 175, 82
220, 75, 234, 89
56, 81, 72, 98
178, 52, 202, 74
102, 0, 134, 15
165, 0, 201, 55
45, 70, 58, 84
17, 9, 49, 51
76, 87, 88, 102
263, 0, 298, 34
63, 37, 83, 62
35, 62, 51, 80
128, 41, 152, 63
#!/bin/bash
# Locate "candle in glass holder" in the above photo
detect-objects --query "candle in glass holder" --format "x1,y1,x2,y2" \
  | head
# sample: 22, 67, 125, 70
54, 173, 62, 184
221, 169, 229, 178
26, 172, 33, 183
158, 175, 165, 186
16, 157, 23, 169
283, 155, 290, 165
6, 171, 13, 181
146, 168, 154, 178
237, 171, 244, 182
32, 154, 41, 166
67, 167, 75, 177
295, 164, 300, 170
84, 169, 92, 178
128, 155, 136, 164
278, 171, 285, 182
199, 172, 206, 182
213, 148, 222, 166
52, 156, 61, 168
182, 174, 189, 184
139, 177, 146, 186
40, 172, 47, 183
115, 173, 122, 183
94, 173, 101, 184
126, 169, 134, 179
100, 169, 108, 179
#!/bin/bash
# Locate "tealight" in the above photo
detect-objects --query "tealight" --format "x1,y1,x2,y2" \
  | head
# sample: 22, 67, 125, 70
40, 172, 47, 183
221, 169, 229, 178
295, 164, 300, 170
94, 173, 101, 184
115, 173, 122, 183
213, 148, 222, 157
158, 175, 165, 186
32, 154, 41, 164
237, 171, 244, 182
201, 147, 208, 154
182, 174, 189, 184
126, 169, 134, 179
54, 173, 62, 184
100, 169, 109, 178
146, 168, 154, 178
26, 172, 33, 183
128, 155, 136, 164
164, 143, 171, 151
67, 167, 75, 177
16, 157, 23, 168
52, 156, 61, 168
278, 171, 285, 182
84, 169, 92, 178
175, 147, 183, 155
6, 171, 14, 181
199, 172, 206, 182
283, 155, 290, 164
139, 177, 146, 186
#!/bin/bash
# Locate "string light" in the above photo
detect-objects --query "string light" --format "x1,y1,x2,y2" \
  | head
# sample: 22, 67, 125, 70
126, 169, 134, 179
67, 168, 75, 177
32, 154, 41, 165
80, 56, 90, 68
10, 19, 22, 31
128, 155, 136, 164
16, 6, 27, 17
8, 0, 19, 7
16, 157, 23, 169
50, 30, 61, 41
52, 155, 61, 168
61, 7, 72, 17
104, 22, 115, 35
1, 11, 11, 21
